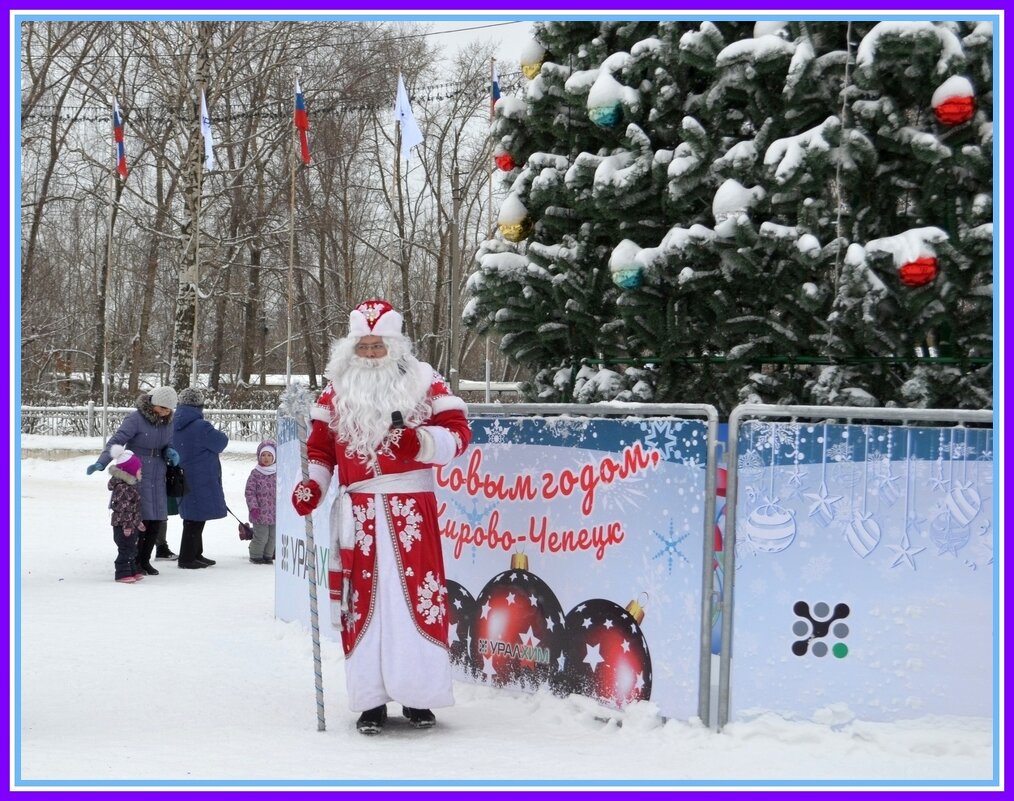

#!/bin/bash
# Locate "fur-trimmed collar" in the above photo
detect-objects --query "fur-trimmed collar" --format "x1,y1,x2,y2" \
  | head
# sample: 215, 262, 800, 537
108, 466, 139, 485
136, 393, 173, 425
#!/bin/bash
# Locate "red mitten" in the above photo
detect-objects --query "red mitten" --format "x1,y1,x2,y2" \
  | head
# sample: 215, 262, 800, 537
387, 426, 421, 460
291, 480, 322, 516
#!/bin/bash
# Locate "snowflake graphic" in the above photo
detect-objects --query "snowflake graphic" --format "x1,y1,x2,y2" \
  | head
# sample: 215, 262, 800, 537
737, 449, 766, 477
801, 554, 833, 583
483, 419, 514, 447
944, 441, 977, 460
751, 422, 799, 455
640, 420, 684, 462
650, 519, 690, 574
593, 471, 653, 516
542, 417, 591, 443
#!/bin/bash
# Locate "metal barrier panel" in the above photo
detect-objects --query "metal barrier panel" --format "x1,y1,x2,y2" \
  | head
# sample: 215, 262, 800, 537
718, 405, 995, 727
274, 402, 721, 723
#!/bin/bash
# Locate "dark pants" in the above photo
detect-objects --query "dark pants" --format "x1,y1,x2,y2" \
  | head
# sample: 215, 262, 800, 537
180, 519, 207, 563
137, 519, 166, 568
113, 526, 139, 579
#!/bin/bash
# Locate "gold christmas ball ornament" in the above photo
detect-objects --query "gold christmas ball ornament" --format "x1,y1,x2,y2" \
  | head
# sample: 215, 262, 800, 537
520, 40, 547, 80
499, 217, 533, 242
521, 58, 545, 80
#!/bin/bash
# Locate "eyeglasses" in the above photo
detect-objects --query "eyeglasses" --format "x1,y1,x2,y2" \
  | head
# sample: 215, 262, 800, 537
355, 342, 388, 354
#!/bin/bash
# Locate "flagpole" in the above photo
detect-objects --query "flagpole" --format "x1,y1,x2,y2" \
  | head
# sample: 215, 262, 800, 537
103, 95, 117, 438
287, 71, 299, 385
193, 85, 204, 389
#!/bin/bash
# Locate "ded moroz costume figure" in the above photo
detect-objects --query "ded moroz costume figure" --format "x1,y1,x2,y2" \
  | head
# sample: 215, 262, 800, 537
290, 299, 471, 735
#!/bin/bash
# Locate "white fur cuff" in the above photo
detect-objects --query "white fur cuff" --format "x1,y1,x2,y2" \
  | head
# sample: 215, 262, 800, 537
417, 425, 457, 465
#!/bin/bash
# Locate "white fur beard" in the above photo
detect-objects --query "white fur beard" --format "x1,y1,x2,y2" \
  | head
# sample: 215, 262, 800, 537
329, 354, 430, 457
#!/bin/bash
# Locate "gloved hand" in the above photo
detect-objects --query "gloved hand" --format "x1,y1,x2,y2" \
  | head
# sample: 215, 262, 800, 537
86, 462, 105, 475
123, 528, 134, 537
249, 508, 260, 524
292, 480, 322, 517
165, 447, 180, 466
386, 426, 422, 461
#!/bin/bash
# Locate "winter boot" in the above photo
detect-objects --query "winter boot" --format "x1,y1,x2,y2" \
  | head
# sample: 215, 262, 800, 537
356, 705, 388, 735
403, 707, 436, 729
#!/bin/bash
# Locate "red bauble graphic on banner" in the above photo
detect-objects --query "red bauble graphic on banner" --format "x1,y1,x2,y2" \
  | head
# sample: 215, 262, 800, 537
555, 597, 652, 708
445, 579, 478, 671
468, 554, 566, 689
899, 256, 938, 288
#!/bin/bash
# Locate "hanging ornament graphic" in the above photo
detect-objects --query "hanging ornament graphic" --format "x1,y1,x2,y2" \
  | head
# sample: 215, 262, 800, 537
446, 579, 478, 670
742, 423, 797, 553
805, 424, 843, 527
945, 482, 981, 527
742, 497, 797, 553
555, 597, 652, 708
469, 553, 566, 689
932, 75, 976, 126
845, 429, 881, 558
874, 427, 902, 505
929, 511, 970, 556
892, 429, 927, 570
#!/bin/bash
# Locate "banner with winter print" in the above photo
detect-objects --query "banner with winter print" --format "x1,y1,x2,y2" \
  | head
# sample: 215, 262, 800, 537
438, 415, 710, 721
728, 421, 995, 723
273, 412, 712, 722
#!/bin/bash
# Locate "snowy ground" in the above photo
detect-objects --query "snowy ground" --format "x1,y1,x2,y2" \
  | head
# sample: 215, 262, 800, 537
13, 436, 999, 790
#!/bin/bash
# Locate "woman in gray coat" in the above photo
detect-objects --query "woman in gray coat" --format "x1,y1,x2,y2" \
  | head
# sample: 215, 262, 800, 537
87, 386, 180, 575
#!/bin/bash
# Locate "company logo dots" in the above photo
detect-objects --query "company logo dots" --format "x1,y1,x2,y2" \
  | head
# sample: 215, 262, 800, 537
791, 600, 850, 658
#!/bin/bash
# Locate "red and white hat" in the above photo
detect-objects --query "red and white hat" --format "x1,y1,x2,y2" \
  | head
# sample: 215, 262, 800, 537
349, 299, 404, 338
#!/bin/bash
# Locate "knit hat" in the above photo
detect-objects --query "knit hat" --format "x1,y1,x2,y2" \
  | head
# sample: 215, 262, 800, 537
349, 299, 404, 338
149, 386, 178, 410
178, 386, 205, 407
257, 438, 276, 460
110, 444, 142, 478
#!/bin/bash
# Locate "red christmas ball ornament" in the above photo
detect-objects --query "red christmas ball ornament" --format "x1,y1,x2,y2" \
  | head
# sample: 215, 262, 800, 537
469, 553, 566, 689
899, 256, 938, 288
445, 579, 478, 671
555, 597, 652, 708
494, 147, 516, 172
933, 96, 975, 126
932, 75, 976, 126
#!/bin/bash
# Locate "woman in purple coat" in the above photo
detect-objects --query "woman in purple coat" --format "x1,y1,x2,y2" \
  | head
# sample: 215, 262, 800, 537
172, 387, 229, 569
87, 386, 180, 576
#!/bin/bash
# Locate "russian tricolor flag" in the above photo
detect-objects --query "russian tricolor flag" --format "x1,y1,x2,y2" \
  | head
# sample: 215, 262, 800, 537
112, 97, 127, 179
491, 63, 501, 116
294, 79, 310, 165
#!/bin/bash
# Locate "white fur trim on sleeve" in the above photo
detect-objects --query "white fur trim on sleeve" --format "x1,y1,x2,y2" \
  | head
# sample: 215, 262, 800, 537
308, 462, 332, 490
431, 394, 467, 416
310, 404, 332, 423
417, 425, 457, 465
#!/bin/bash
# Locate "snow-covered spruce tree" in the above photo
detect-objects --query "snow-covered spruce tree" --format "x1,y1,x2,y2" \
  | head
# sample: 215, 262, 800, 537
819, 21, 993, 409
464, 20, 992, 411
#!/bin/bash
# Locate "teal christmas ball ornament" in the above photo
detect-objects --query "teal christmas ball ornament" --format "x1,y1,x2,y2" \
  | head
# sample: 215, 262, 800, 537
588, 101, 622, 128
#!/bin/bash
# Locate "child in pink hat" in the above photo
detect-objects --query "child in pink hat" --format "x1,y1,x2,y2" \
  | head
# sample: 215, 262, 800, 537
107, 445, 146, 583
